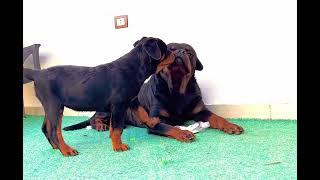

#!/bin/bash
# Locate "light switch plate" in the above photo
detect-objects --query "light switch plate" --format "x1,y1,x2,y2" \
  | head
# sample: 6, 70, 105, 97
114, 15, 128, 29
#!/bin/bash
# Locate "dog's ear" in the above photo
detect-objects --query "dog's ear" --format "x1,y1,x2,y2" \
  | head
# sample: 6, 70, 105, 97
167, 43, 177, 51
157, 39, 168, 56
133, 37, 147, 47
133, 40, 140, 47
195, 57, 203, 71
142, 39, 162, 60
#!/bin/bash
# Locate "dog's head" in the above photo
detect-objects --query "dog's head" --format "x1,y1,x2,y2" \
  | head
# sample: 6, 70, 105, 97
133, 37, 173, 74
168, 43, 203, 71
158, 43, 203, 95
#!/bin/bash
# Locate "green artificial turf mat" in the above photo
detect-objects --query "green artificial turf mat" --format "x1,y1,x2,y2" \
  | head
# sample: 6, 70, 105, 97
23, 115, 297, 179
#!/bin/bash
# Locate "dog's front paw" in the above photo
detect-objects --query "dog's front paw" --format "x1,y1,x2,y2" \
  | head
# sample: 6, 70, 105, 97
60, 147, 79, 156
112, 143, 129, 152
209, 115, 244, 135
173, 130, 195, 142
222, 123, 244, 135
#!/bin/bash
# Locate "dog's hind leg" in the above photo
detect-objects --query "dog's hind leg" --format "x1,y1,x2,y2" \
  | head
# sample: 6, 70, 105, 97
41, 115, 58, 149
35, 86, 59, 149
45, 102, 79, 156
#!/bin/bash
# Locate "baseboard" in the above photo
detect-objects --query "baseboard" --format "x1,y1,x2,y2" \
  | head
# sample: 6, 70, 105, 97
206, 104, 296, 120
24, 107, 96, 117
24, 103, 296, 120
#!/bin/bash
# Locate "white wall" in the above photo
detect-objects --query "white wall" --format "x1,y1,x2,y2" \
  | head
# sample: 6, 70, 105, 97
23, 0, 296, 106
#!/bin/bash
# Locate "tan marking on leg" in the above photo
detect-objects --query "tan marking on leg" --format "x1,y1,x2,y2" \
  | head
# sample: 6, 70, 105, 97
56, 109, 78, 156
109, 128, 129, 151
133, 106, 160, 128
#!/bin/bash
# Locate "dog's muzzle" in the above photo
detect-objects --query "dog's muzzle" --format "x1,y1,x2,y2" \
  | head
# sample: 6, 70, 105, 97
171, 49, 193, 95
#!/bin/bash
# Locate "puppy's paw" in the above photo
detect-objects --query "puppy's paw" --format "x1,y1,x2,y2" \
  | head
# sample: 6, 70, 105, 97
173, 130, 195, 142
61, 147, 79, 156
112, 143, 129, 152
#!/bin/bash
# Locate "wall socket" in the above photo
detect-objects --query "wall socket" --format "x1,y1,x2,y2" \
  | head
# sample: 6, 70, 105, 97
114, 15, 128, 29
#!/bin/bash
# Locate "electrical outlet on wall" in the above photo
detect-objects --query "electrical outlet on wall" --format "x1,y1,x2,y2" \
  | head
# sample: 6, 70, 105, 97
114, 15, 128, 29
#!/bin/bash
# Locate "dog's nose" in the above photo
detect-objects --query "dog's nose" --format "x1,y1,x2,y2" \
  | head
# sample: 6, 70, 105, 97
176, 49, 186, 55
176, 57, 183, 64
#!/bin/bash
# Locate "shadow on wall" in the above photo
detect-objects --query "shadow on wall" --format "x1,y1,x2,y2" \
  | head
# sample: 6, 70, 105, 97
24, 53, 52, 69
197, 79, 217, 105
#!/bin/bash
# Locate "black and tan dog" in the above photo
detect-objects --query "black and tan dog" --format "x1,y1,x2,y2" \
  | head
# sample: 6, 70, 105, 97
64, 43, 244, 142
23, 37, 174, 156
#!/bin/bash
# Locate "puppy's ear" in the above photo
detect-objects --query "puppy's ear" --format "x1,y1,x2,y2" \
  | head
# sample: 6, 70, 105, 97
195, 57, 203, 71
133, 37, 147, 47
142, 39, 162, 60
157, 39, 168, 56
133, 40, 140, 47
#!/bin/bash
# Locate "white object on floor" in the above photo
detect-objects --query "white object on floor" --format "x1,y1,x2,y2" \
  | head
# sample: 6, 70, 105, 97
86, 125, 92, 130
175, 121, 210, 133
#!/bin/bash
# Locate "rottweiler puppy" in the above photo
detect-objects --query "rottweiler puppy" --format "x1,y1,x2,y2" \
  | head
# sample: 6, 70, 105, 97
63, 43, 244, 142
23, 37, 173, 156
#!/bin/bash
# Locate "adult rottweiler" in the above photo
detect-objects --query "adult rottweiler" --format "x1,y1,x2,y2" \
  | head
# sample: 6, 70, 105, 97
23, 37, 173, 156
63, 43, 244, 142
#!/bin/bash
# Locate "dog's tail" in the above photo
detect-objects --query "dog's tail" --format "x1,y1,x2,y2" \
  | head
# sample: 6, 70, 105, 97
23, 68, 39, 83
63, 119, 91, 131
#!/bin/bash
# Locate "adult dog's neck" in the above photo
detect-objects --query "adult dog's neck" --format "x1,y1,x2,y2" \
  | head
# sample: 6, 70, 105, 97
153, 73, 197, 95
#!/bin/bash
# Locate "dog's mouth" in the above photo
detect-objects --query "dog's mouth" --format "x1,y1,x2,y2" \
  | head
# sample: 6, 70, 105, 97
169, 52, 192, 94
157, 49, 193, 95
171, 58, 187, 89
